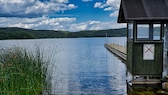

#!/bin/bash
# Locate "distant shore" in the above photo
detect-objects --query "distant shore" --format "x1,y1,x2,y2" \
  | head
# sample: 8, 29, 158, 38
0, 27, 126, 40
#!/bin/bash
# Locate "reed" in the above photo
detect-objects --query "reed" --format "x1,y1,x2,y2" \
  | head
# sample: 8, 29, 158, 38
0, 46, 51, 95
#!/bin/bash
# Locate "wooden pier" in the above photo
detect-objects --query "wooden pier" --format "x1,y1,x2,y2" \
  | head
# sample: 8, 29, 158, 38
104, 44, 126, 63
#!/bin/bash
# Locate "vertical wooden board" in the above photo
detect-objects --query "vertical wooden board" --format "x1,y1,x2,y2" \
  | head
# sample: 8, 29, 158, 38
154, 43, 163, 74
132, 43, 163, 77
133, 44, 143, 75
127, 41, 133, 74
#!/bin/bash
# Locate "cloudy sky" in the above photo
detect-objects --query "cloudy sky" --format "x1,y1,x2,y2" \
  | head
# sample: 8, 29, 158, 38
0, 0, 126, 32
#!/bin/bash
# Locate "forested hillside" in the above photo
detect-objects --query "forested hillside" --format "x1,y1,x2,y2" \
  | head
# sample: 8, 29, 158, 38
0, 27, 126, 40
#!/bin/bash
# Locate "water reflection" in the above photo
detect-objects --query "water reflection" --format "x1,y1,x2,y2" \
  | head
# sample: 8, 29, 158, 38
50, 38, 127, 95
0, 37, 127, 95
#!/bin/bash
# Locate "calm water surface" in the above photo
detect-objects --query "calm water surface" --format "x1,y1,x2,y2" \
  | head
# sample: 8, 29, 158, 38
0, 37, 127, 95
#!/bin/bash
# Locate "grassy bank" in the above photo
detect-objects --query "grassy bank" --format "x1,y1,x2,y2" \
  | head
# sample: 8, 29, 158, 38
0, 46, 51, 95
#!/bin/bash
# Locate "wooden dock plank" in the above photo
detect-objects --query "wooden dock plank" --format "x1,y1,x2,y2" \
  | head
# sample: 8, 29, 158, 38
104, 44, 127, 63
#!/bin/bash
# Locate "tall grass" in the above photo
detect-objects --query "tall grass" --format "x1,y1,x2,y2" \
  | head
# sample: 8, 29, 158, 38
0, 46, 51, 95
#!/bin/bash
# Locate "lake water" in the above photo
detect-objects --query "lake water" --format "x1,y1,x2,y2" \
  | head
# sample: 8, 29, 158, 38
0, 37, 127, 95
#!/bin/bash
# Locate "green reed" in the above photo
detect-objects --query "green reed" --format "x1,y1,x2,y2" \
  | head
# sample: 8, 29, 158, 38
0, 46, 51, 95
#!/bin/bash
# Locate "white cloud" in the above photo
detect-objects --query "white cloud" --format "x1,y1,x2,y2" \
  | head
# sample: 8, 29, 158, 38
0, 0, 25, 3
82, 0, 93, 2
0, 0, 77, 17
106, 0, 120, 9
104, 7, 113, 11
94, 2, 104, 8
53, 0, 69, 3
110, 11, 119, 17
94, 0, 120, 10
68, 4, 77, 9
70, 20, 125, 31
0, 17, 125, 32
94, 0, 121, 17
0, 0, 124, 32
0, 17, 76, 30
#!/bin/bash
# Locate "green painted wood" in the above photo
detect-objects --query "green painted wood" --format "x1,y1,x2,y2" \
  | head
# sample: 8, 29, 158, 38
127, 42, 163, 78
127, 40, 133, 74
127, 40, 163, 77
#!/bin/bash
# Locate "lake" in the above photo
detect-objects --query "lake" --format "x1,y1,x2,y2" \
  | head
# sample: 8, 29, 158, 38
0, 37, 127, 95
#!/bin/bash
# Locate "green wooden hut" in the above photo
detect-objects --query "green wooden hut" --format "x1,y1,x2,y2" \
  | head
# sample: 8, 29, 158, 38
118, 0, 168, 88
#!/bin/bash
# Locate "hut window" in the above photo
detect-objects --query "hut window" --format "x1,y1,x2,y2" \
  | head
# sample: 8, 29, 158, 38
137, 24, 161, 41
137, 24, 149, 40
128, 23, 133, 39
153, 24, 160, 40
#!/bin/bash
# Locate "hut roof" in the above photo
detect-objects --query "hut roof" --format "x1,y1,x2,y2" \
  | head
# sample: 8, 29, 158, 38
118, 0, 168, 23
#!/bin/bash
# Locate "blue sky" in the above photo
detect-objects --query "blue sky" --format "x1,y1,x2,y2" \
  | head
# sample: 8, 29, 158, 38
0, 0, 125, 32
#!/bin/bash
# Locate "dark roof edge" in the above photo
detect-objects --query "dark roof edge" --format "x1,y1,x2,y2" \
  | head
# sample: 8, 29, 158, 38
117, 0, 126, 23
117, 0, 168, 23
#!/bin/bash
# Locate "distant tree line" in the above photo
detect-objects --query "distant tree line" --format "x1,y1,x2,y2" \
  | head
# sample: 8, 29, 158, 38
0, 27, 127, 40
